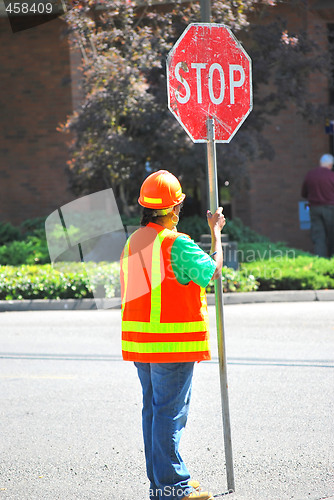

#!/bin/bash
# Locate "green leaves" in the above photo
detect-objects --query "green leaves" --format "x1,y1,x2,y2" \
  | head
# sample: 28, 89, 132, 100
241, 256, 334, 291
0, 263, 120, 300
0, 222, 21, 245
207, 267, 259, 293
1, 255, 333, 300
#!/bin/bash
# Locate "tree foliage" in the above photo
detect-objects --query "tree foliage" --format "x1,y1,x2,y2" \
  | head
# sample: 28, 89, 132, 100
60, 0, 331, 214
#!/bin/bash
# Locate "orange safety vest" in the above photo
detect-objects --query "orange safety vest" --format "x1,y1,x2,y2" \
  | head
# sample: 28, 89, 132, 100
120, 222, 211, 363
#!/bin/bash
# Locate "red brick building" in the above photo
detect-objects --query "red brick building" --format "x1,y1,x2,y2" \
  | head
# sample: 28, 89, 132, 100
0, 1, 333, 251
234, 0, 334, 251
0, 14, 77, 225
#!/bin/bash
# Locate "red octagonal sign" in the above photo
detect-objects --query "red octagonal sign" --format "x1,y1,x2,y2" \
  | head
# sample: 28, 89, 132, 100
167, 23, 252, 143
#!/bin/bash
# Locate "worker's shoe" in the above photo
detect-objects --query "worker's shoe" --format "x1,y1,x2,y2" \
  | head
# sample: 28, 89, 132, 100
181, 491, 214, 500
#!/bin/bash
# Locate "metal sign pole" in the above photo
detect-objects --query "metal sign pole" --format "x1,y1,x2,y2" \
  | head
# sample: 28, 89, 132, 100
199, 0, 211, 23
206, 118, 235, 493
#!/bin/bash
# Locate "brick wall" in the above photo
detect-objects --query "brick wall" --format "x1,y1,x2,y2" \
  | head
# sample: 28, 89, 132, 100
0, 16, 75, 226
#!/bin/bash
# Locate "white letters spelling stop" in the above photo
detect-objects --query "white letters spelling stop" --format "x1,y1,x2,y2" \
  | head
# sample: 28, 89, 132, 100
175, 62, 245, 106
167, 24, 252, 143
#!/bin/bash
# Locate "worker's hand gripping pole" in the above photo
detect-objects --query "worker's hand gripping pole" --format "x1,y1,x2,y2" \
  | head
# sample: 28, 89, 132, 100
206, 118, 235, 493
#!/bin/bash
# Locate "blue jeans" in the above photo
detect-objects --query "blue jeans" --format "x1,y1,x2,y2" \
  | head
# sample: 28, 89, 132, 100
134, 362, 195, 500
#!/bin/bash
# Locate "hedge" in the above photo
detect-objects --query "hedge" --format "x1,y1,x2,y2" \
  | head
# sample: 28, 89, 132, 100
236, 241, 311, 263
0, 263, 120, 301
0, 262, 258, 301
122, 215, 271, 245
207, 267, 259, 293
1, 215, 305, 267
241, 255, 334, 291
0, 219, 50, 266
2, 217, 333, 298
1, 255, 334, 300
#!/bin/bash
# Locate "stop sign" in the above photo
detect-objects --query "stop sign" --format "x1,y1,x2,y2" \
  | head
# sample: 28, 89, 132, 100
167, 23, 252, 143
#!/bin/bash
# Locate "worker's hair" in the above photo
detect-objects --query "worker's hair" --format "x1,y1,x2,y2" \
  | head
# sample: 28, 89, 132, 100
140, 208, 159, 226
140, 202, 182, 226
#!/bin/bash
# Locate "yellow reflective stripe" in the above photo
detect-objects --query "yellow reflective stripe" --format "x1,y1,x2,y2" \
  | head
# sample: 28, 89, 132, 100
121, 239, 130, 317
122, 340, 210, 354
144, 196, 162, 204
150, 229, 170, 323
122, 320, 207, 333
158, 228, 170, 240
200, 286, 209, 322
150, 232, 162, 323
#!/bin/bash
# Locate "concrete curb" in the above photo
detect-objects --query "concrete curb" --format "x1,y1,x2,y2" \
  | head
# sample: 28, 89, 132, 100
0, 298, 121, 312
1, 290, 334, 312
208, 289, 334, 305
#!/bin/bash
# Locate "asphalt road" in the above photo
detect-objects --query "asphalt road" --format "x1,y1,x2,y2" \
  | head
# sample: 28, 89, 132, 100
0, 302, 333, 500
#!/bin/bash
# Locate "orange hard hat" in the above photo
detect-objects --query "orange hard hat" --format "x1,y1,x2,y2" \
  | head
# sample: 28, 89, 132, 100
138, 170, 186, 209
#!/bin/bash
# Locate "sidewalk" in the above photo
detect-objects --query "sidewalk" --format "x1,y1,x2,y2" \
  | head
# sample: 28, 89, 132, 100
1, 289, 334, 312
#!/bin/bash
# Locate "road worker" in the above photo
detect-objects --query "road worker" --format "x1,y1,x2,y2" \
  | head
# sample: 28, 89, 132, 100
120, 170, 225, 500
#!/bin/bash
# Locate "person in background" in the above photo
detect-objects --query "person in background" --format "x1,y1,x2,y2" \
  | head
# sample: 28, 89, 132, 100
120, 170, 226, 500
301, 154, 334, 257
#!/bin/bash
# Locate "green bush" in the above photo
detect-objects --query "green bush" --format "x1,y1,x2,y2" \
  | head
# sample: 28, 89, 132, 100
177, 215, 270, 244
237, 241, 311, 263
0, 217, 50, 265
19, 217, 46, 237
3, 217, 332, 297
24, 235, 50, 264
178, 215, 209, 242
0, 222, 21, 245
0, 262, 121, 301
0, 241, 35, 266
241, 255, 334, 290
224, 217, 269, 243
121, 215, 141, 228
82, 262, 121, 298
0, 237, 50, 266
0, 264, 91, 300
1, 254, 334, 301
206, 267, 259, 293
0, 217, 47, 246
0, 261, 258, 300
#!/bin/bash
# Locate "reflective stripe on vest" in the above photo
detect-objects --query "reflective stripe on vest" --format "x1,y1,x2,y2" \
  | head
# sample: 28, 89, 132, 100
121, 239, 130, 315
121, 228, 209, 356
122, 339, 209, 354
